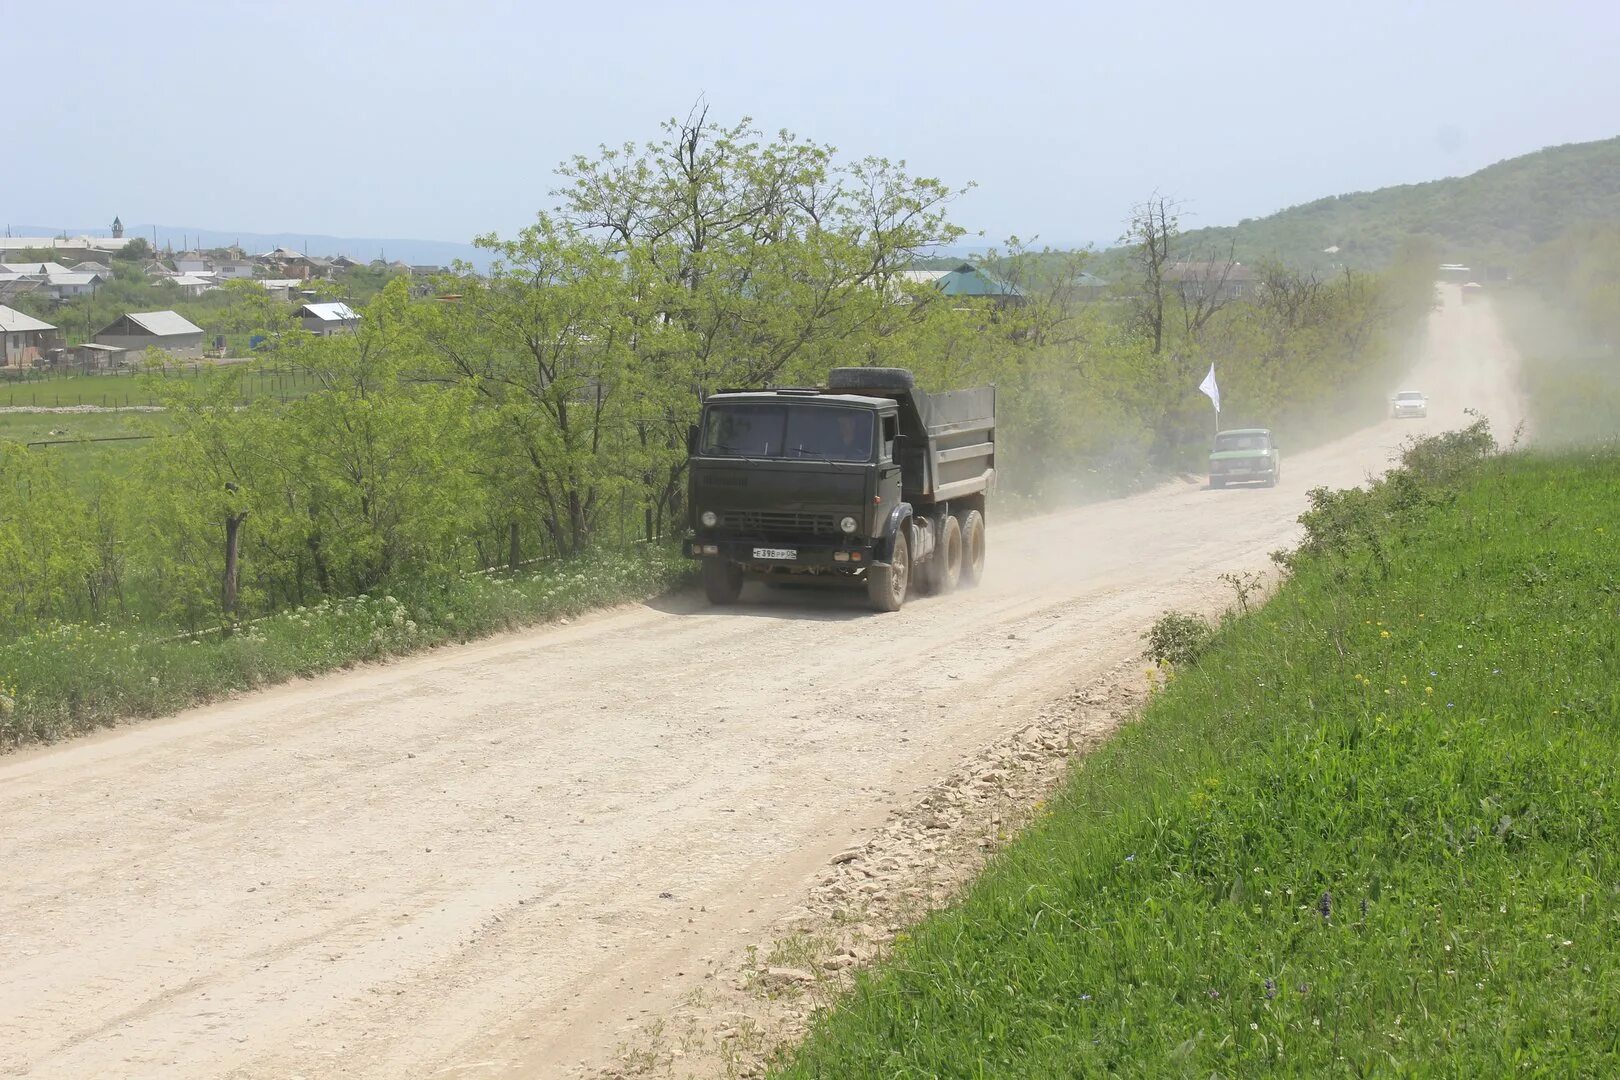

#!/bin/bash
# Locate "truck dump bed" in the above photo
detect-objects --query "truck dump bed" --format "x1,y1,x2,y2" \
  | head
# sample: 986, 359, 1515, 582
827, 367, 995, 503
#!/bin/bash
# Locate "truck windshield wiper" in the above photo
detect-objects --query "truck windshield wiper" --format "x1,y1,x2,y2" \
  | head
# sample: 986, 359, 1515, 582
788, 445, 835, 461
708, 442, 751, 456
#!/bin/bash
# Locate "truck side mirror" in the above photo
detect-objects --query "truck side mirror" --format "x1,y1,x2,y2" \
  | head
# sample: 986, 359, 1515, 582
687, 424, 700, 455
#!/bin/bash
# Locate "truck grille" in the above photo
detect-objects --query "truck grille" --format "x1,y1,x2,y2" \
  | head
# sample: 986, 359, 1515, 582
717, 510, 841, 538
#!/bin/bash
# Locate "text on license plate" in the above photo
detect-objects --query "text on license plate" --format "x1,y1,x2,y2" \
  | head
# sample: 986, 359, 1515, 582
753, 547, 797, 560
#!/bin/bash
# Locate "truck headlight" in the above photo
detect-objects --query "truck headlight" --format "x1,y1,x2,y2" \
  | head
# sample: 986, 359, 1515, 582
700, 510, 717, 527
839, 515, 858, 534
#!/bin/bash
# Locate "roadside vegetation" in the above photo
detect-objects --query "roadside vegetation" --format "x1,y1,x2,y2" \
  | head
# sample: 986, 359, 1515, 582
1, 109, 1433, 748
0, 546, 689, 747
778, 424, 1620, 1077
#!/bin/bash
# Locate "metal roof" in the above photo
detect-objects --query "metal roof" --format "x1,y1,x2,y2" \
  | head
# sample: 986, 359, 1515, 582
1, 261, 71, 275
48, 273, 102, 286
169, 275, 214, 288
120, 310, 205, 337
297, 302, 358, 321
0, 305, 56, 333
935, 263, 1023, 298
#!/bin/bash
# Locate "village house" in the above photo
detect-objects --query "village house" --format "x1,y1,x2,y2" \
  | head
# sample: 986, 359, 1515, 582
166, 274, 215, 299
934, 263, 1025, 305
1162, 261, 1259, 303
1, 261, 73, 276
93, 310, 206, 358
295, 301, 360, 336
258, 246, 314, 280
0, 305, 61, 368
44, 271, 104, 300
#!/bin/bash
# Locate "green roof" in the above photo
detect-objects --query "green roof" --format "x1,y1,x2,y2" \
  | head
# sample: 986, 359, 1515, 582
936, 263, 1023, 298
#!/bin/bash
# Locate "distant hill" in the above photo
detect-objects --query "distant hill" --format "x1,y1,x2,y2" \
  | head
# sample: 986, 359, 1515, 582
1162, 136, 1620, 273
13, 224, 492, 271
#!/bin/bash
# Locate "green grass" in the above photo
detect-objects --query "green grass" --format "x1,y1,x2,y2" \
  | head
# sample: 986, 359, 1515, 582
778, 437, 1620, 1077
0, 366, 320, 408
0, 411, 166, 488
0, 546, 696, 748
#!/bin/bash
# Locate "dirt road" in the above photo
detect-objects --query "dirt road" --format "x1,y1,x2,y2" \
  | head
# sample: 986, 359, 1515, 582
0, 286, 1526, 1079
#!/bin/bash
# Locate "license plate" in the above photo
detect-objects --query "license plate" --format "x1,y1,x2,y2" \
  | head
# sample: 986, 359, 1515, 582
753, 547, 797, 560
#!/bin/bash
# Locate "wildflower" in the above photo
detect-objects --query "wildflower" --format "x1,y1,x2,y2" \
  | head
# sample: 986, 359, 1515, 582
1318, 891, 1333, 920
1264, 978, 1277, 999
1079, 993, 1092, 1002
1425, 686, 1434, 695
1250, 1022, 1259, 1031
1313, 1018, 1321, 1027
1380, 630, 1391, 639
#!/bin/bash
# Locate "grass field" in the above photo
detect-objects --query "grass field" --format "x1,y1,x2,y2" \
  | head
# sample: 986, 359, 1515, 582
0, 411, 166, 485
0, 366, 320, 408
778, 434, 1620, 1077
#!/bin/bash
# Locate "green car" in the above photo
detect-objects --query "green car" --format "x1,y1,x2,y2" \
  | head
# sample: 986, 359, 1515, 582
1208, 428, 1280, 488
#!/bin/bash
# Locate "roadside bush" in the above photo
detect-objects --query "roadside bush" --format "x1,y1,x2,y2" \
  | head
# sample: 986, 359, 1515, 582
1142, 610, 1214, 667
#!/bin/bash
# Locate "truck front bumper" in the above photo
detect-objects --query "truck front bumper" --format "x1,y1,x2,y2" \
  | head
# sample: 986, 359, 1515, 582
683, 537, 875, 569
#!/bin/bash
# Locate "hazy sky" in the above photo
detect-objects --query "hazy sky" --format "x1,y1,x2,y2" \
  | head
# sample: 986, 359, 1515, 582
6, 0, 1618, 248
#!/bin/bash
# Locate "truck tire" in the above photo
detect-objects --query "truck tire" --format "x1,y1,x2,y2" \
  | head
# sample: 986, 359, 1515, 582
867, 530, 909, 612
960, 510, 986, 587
922, 514, 963, 594
702, 559, 743, 604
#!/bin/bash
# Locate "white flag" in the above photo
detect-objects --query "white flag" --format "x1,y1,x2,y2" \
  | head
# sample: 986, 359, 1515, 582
1198, 363, 1220, 413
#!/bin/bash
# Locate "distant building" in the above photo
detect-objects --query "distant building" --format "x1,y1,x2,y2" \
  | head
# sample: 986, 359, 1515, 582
94, 310, 205, 357
257, 278, 301, 302
0, 236, 136, 258
67, 260, 113, 276
258, 246, 313, 280
1162, 261, 1258, 302
1069, 271, 1111, 300
69, 342, 128, 371
0, 305, 61, 368
45, 272, 105, 300
295, 301, 360, 336
1, 261, 72, 276
111, 216, 124, 239
166, 274, 216, 299
933, 263, 1025, 305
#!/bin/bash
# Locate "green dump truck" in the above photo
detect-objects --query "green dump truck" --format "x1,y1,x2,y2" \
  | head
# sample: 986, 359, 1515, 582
683, 367, 996, 612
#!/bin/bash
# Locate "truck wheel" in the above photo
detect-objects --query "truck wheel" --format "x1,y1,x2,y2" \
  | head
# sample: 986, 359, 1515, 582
867, 531, 909, 612
960, 510, 986, 587
937, 515, 963, 593
702, 559, 743, 604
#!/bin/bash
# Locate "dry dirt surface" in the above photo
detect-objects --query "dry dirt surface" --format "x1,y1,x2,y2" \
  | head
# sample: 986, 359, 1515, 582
0, 286, 1526, 1080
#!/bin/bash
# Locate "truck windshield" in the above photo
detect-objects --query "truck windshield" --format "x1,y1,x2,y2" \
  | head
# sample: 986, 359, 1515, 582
1215, 433, 1270, 451
701, 403, 874, 462
1396, 392, 1424, 401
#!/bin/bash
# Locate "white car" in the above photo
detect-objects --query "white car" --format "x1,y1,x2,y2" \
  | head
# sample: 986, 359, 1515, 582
1392, 390, 1428, 419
